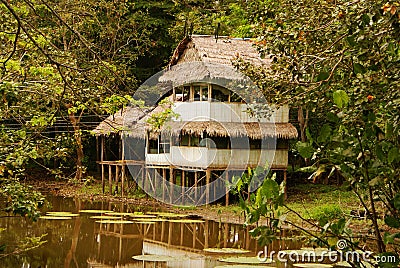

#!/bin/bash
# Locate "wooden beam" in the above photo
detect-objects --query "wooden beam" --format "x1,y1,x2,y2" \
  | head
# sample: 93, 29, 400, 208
206, 169, 211, 206
284, 170, 287, 200
108, 165, 112, 195
169, 168, 174, 204
194, 171, 198, 203
225, 171, 229, 206
162, 168, 166, 202
181, 170, 185, 204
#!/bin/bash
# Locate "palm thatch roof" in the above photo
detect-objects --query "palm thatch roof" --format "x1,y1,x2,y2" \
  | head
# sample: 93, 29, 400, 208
169, 35, 270, 67
92, 106, 147, 137
159, 35, 270, 85
158, 121, 298, 140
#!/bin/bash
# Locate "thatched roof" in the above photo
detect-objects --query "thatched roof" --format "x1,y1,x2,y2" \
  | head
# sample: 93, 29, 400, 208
92, 106, 147, 137
159, 121, 298, 140
169, 35, 270, 68
160, 35, 270, 86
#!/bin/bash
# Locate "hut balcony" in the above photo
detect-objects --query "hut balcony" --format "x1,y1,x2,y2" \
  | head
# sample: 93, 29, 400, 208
166, 146, 288, 170
172, 102, 289, 123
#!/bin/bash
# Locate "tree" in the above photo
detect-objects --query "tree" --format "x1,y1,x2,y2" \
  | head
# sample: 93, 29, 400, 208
234, 0, 400, 264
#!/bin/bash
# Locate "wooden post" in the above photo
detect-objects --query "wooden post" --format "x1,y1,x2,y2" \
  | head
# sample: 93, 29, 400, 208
162, 168, 166, 202
168, 221, 173, 246
284, 170, 287, 199
144, 168, 149, 193
115, 165, 120, 195
204, 220, 209, 248
181, 170, 185, 204
101, 136, 105, 194
121, 134, 125, 197
121, 165, 125, 197
206, 169, 211, 206
169, 168, 174, 204
180, 222, 184, 246
194, 171, 198, 203
192, 223, 196, 248
154, 168, 157, 197
141, 165, 145, 190
225, 170, 229, 206
108, 165, 112, 195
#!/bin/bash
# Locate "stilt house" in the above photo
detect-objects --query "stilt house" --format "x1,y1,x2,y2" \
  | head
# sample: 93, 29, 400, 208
93, 35, 298, 205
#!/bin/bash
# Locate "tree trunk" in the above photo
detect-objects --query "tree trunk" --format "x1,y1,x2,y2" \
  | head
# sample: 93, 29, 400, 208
298, 106, 309, 165
68, 112, 84, 181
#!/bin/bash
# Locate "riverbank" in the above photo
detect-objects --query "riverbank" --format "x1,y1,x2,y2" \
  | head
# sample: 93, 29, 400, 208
25, 178, 364, 228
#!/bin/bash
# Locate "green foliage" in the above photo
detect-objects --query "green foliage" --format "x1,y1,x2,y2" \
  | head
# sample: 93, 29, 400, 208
0, 178, 45, 221
308, 204, 343, 226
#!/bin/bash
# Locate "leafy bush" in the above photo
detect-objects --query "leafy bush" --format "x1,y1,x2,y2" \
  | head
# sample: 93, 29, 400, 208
308, 204, 343, 225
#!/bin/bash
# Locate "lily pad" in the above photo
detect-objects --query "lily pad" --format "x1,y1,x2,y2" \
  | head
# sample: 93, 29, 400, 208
147, 212, 188, 218
90, 216, 122, 220
46, 212, 79, 217
132, 218, 165, 222
96, 220, 133, 224
40, 216, 73, 220
79, 209, 113, 214
168, 219, 204, 223
132, 255, 187, 262
104, 212, 135, 216
203, 248, 250, 254
135, 221, 156, 224
129, 214, 156, 218
293, 264, 333, 268
219, 256, 273, 264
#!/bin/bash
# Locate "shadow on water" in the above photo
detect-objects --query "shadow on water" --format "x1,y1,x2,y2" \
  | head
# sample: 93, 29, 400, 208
0, 196, 301, 268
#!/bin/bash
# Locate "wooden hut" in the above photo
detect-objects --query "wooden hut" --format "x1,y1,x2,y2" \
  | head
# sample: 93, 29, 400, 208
93, 35, 298, 204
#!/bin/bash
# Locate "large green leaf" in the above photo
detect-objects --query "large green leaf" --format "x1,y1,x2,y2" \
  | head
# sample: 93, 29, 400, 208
388, 147, 399, 164
317, 124, 331, 143
393, 193, 400, 210
296, 141, 314, 159
384, 215, 400, 228
333, 90, 349, 109
316, 71, 329, 82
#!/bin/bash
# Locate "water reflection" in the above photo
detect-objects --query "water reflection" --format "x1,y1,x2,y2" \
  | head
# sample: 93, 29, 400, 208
0, 196, 299, 268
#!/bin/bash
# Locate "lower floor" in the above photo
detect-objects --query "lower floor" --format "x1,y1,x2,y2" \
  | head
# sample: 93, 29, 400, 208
98, 160, 287, 206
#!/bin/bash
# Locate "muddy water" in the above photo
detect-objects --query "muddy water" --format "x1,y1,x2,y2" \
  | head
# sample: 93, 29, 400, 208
0, 196, 300, 268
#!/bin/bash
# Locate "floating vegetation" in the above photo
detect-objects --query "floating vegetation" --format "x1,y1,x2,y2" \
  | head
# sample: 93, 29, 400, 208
147, 212, 188, 218
40, 216, 73, 220
168, 219, 204, 223
129, 214, 156, 218
218, 256, 273, 264
132, 254, 187, 262
132, 218, 165, 222
46, 212, 79, 217
90, 216, 122, 220
95, 220, 133, 224
104, 212, 135, 216
135, 221, 156, 224
79, 209, 113, 214
203, 248, 250, 254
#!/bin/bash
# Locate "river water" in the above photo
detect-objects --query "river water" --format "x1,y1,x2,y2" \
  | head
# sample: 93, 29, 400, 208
0, 196, 299, 268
